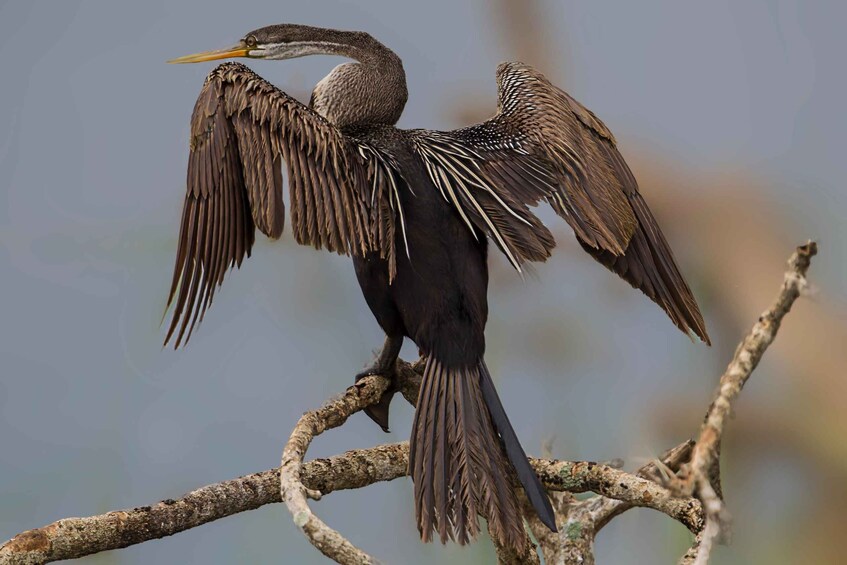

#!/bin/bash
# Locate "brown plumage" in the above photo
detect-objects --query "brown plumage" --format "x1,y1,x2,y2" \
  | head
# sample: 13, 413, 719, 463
410, 358, 526, 548
165, 23, 710, 553
165, 62, 396, 346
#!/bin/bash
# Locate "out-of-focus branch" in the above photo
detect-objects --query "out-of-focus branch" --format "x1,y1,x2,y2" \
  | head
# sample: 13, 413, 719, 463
513, 242, 817, 565
674, 241, 818, 565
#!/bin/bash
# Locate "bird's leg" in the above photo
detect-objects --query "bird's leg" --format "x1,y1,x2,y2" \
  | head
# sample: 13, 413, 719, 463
355, 335, 403, 433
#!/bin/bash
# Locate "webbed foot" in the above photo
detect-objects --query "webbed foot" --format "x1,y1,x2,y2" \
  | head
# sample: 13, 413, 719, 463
355, 335, 403, 433
355, 365, 397, 433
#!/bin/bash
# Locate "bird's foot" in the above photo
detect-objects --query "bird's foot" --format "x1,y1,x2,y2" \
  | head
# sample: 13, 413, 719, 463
355, 362, 398, 433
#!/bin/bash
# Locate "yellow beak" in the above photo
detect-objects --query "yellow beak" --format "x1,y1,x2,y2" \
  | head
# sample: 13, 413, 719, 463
168, 45, 251, 64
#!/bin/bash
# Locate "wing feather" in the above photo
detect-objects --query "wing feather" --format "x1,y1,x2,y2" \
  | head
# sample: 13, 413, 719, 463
410, 62, 709, 343
411, 131, 555, 271
165, 62, 397, 346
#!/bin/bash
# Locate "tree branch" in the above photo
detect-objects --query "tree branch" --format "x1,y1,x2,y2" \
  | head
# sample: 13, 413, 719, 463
276, 359, 422, 564
0, 443, 404, 565
0, 444, 698, 563
524, 440, 695, 565
0, 424, 700, 563
0, 242, 816, 565
675, 241, 817, 564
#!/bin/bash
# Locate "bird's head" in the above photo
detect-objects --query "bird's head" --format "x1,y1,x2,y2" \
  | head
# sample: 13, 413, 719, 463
168, 24, 371, 64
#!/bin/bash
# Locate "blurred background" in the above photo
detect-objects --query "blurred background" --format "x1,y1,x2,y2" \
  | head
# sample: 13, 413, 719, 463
1, 1, 844, 563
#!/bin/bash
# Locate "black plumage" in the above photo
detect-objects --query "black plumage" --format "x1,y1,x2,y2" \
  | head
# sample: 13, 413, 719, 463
165, 23, 710, 552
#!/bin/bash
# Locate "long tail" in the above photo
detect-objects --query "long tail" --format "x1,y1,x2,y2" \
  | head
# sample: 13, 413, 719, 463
409, 357, 556, 549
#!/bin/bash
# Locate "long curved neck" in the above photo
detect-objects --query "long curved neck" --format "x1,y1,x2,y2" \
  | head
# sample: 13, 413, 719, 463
302, 30, 408, 129
299, 30, 397, 66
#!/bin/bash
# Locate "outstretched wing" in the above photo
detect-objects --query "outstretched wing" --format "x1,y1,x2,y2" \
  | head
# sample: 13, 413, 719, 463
411, 62, 709, 343
411, 130, 557, 271
165, 62, 399, 347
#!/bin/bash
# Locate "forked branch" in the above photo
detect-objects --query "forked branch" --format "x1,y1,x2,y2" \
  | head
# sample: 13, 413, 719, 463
0, 242, 816, 565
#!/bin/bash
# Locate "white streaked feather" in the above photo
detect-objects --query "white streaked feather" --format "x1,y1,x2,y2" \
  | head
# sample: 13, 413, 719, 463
356, 142, 412, 261
434, 150, 532, 227
413, 135, 526, 271
435, 163, 479, 239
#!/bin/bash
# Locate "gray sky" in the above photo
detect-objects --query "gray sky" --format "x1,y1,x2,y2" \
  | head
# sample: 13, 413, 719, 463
1, 1, 844, 563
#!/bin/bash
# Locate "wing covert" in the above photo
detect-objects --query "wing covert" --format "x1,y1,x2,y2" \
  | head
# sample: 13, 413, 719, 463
474, 61, 639, 255
411, 130, 556, 271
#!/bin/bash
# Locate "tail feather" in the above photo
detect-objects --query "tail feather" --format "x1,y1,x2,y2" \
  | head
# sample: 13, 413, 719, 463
478, 361, 557, 532
411, 364, 436, 538
465, 372, 525, 543
448, 372, 476, 543
433, 363, 450, 543
410, 357, 554, 550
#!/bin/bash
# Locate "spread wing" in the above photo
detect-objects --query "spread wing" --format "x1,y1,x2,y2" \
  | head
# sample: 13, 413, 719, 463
165, 62, 399, 347
411, 62, 709, 343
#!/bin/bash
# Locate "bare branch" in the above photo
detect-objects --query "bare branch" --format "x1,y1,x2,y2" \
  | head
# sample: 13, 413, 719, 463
489, 520, 541, 565
0, 243, 817, 565
677, 530, 706, 565
0, 427, 700, 563
0, 444, 406, 565
676, 241, 818, 563
279, 375, 390, 564
522, 490, 574, 564
590, 440, 696, 533
525, 440, 695, 565
276, 358, 422, 565
530, 457, 702, 533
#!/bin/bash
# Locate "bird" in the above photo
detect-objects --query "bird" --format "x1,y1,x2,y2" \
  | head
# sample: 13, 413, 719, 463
164, 23, 710, 553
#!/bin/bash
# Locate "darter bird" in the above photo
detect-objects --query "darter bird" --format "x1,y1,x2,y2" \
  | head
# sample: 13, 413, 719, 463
165, 23, 710, 552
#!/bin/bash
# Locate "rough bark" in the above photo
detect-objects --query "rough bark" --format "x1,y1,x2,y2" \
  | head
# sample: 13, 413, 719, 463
674, 241, 817, 564
0, 242, 816, 565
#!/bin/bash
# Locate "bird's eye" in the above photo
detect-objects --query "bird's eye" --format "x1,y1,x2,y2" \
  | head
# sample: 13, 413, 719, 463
244, 35, 257, 48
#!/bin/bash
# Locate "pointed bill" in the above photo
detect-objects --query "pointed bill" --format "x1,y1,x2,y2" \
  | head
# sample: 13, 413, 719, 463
168, 45, 251, 64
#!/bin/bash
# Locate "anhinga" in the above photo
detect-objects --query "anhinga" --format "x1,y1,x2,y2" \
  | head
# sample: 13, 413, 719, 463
165, 24, 710, 551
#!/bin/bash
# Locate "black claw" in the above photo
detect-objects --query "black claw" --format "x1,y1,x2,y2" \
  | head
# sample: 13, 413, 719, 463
355, 335, 404, 433
355, 365, 397, 433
